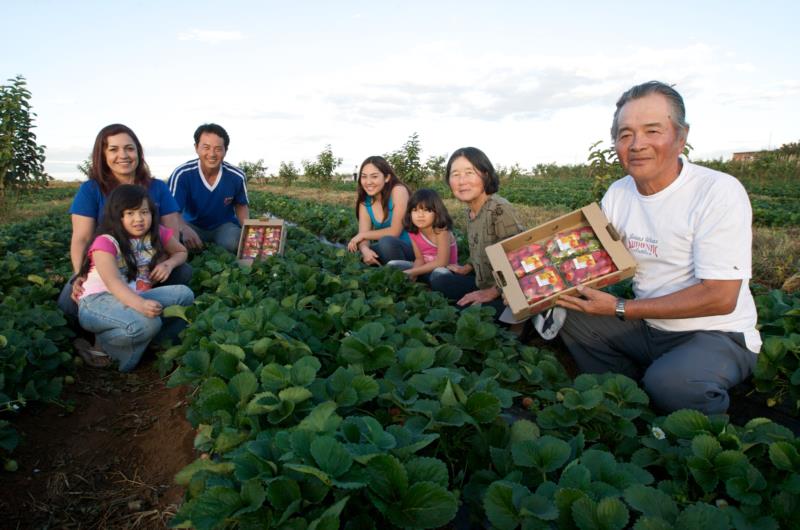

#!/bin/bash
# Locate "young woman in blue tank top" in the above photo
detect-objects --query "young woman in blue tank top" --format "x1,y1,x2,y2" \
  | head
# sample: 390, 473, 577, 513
347, 156, 414, 265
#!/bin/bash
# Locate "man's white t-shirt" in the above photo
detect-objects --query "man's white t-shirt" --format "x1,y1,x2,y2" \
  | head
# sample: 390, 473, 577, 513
601, 157, 761, 353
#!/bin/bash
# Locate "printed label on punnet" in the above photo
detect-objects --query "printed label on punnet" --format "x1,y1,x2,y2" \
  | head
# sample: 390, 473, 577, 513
556, 235, 579, 252
536, 270, 557, 287
522, 255, 544, 273
573, 254, 595, 269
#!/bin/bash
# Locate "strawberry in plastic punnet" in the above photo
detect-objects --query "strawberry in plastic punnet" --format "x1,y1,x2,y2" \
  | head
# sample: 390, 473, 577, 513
546, 226, 601, 261
259, 227, 282, 257
559, 249, 617, 284
506, 243, 550, 278
242, 226, 265, 258
518, 266, 568, 304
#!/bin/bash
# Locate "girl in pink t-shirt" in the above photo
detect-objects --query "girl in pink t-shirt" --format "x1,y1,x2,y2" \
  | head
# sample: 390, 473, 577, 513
389, 189, 458, 281
77, 185, 194, 371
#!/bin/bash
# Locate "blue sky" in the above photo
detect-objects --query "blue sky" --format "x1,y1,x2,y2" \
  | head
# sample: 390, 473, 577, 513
2, 0, 798, 180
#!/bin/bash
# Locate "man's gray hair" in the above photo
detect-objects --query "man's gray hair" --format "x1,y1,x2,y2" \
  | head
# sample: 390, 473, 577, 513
610, 81, 689, 140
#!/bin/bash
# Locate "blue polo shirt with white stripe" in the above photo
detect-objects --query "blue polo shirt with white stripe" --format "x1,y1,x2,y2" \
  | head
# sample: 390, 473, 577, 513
167, 159, 249, 230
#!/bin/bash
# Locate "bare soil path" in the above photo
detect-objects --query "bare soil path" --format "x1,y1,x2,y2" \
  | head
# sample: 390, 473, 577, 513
0, 359, 195, 530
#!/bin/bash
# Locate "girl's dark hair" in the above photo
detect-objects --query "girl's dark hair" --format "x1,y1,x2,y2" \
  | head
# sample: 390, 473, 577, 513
355, 156, 408, 222
90, 124, 152, 195
78, 184, 166, 282
444, 147, 500, 195
403, 188, 453, 234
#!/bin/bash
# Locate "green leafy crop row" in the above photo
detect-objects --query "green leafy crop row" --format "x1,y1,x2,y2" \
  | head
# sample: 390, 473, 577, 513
1, 193, 799, 527
162, 236, 569, 529
161, 206, 800, 528
251, 189, 800, 417
0, 214, 76, 465
753, 289, 800, 412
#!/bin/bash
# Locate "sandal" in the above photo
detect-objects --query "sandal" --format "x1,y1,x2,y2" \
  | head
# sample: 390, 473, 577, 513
74, 338, 111, 368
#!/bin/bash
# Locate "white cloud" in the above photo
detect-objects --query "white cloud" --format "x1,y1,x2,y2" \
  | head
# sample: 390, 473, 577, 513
177, 29, 244, 43
308, 42, 732, 126
734, 62, 756, 73
33, 32, 800, 180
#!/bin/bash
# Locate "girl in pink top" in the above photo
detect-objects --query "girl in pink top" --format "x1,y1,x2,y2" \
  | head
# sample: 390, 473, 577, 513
388, 189, 458, 282
77, 185, 194, 371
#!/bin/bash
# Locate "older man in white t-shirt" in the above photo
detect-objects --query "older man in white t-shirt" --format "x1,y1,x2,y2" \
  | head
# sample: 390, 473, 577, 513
556, 81, 760, 415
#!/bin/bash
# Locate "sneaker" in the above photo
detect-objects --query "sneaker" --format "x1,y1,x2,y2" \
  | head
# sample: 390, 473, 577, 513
74, 337, 111, 368
533, 307, 567, 340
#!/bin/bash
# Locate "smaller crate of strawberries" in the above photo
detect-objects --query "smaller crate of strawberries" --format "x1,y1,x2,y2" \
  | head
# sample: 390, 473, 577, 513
236, 219, 287, 263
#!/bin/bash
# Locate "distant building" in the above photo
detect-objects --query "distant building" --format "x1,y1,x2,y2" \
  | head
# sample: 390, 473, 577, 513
732, 151, 763, 162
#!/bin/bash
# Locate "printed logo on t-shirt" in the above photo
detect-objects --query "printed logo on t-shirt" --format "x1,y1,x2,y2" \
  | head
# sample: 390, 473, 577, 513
626, 233, 659, 257
224, 196, 233, 206
132, 236, 157, 292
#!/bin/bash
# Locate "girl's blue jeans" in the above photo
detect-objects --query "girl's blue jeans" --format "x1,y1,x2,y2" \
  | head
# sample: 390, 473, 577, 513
78, 285, 194, 372
58, 263, 193, 325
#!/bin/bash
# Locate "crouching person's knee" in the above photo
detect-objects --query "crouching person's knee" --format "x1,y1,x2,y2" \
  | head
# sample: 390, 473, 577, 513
429, 267, 451, 290
175, 285, 195, 306
642, 363, 730, 415
386, 260, 412, 271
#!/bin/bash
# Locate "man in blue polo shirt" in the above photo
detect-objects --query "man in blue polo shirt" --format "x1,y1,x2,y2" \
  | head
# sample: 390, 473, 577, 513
168, 123, 249, 253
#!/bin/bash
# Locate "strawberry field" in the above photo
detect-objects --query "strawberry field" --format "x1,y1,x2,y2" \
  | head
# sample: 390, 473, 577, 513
2, 183, 800, 528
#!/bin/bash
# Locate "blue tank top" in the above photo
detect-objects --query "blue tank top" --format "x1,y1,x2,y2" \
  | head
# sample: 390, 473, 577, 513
365, 196, 410, 244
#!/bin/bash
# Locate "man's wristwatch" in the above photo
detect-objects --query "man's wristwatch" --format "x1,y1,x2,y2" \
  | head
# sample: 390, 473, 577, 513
615, 298, 626, 321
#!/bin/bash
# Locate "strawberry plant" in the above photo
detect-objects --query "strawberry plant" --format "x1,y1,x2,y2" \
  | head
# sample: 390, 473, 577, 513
157, 216, 800, 528
753, 289, 800, 411
0, 213, 75, 465
3, 184, 800, 527
183, 197, 796, 528
161, 226, 572, 528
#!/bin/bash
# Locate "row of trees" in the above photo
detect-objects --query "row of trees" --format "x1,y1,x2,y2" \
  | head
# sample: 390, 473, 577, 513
244, 133, 449, 189
241, 132, 592, 189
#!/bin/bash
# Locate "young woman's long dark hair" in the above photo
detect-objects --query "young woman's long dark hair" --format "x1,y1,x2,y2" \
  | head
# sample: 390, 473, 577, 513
78, 185, 166, 282
355, 156, 408, 222
90, 124, 152, 195
403, 188, 453, 234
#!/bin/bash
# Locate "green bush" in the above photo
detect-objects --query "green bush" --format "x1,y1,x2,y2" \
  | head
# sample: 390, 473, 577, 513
302, 145, 342, 187
0, 75, 51, 193
277, 161, 300, 186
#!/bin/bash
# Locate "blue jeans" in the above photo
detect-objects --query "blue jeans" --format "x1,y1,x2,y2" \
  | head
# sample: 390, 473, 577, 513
78, 285, 194, 372
560, 309, 757, 414
372, 236, 414, 264
58, 263, 193, 326
191, 222, 242, 254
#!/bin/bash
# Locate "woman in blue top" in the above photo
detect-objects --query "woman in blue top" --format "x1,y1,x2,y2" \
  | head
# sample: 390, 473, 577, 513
58, 124, 191, 336
347, 156, 414, 265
